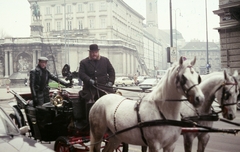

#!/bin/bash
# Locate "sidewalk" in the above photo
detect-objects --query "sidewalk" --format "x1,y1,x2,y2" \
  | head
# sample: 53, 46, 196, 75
0, 86, 30, 102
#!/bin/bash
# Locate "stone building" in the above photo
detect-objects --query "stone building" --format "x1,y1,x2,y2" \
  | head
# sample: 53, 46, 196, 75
213, 0, 240, 73
179, 41, 221, 74
0, 0, 167, 85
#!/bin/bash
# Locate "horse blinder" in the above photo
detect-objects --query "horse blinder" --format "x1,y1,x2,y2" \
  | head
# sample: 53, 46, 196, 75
198, 75, 201, 84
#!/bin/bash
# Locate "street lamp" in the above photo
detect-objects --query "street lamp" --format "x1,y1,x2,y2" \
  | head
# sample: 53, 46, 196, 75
173, 8, 181, 59
205, 0, 209, 74
169, 0, 173, 47
64, 0, 67, 64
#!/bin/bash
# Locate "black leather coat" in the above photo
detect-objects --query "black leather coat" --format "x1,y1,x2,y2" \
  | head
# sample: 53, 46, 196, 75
78, 56, 115, 101
29, 65, 69, 106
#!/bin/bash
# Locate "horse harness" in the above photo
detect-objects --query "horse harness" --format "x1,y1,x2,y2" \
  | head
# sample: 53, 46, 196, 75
215, 76, 238, 110
113, 96, 175, 146
182, 76, 239, 122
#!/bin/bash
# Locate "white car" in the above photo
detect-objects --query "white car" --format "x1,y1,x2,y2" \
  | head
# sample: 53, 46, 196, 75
115, 77, 134, 87
139, 78, 158, 92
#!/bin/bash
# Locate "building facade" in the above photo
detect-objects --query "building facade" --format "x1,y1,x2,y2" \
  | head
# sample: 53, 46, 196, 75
213, 0, 240, 73
29, 0, 164, 76
0, 0, 167, 85
179, 41, 221, 74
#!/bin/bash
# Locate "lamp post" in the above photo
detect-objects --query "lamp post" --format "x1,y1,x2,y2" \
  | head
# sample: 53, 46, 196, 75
173, 8, 181, 59
205, 0, 209, 74
170, 0, 173, 47
64, 0, 67, 64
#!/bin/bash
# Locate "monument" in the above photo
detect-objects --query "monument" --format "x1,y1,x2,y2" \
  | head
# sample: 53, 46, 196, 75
30, 1, 43, 37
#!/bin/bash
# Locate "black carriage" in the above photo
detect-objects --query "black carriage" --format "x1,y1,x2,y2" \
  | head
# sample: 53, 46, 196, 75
9, 65, 128, 152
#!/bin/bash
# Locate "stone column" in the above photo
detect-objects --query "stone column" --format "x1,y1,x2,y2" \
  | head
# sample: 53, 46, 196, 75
122, 52, 126, 75
4, 51, 9, 77
131, 53, 134, 75
9, 51, 13, 75
37, 50, 41, 60
33, 50, 36, 67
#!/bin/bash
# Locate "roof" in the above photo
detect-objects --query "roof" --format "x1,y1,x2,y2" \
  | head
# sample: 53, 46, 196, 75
180, 41, 220, 50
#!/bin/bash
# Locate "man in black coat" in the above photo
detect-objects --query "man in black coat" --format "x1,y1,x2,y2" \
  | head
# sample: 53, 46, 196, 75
29, 57, 72, 107
75, 44, 115, 129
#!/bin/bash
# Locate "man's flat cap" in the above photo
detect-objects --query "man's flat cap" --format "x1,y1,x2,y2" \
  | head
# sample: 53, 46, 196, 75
38, 56, 48, 61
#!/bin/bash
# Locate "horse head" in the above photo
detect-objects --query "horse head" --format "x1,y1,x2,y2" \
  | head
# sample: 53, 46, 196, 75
215, 70, 239, 120
175, 56, 204, 108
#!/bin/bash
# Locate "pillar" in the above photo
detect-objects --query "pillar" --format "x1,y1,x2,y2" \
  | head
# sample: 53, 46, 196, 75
9, 51, 13, 75
4, 51, 9, 77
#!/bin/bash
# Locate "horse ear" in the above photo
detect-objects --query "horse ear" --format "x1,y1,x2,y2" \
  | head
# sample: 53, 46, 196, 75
190, 56, 196, 66
223, 70, 230, 81
179, 56, 183, 65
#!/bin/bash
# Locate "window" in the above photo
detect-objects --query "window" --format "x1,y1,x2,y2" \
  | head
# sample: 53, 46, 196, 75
149, 3, 152, 11
89, 19, 95, 29
46, 7, 51, 15
78, 3, 83, 12
57, 21, 61, 31
89, 3, 94, 11
56, 5, 61, 14
100, 2, 106, 10
100, 18, 106, 28
46, 22, 51, 32
78, 20, 83, 29
67, 5, 72, 13
67, 20, 72, 30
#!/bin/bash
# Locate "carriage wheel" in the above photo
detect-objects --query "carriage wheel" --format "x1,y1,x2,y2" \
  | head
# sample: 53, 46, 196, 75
55, 136, 74, 152
9, 113, 21, 128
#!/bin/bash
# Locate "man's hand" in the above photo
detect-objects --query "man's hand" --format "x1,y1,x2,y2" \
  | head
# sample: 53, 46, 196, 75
66, 82, 73, 88
33, 97, 38, 107
89, 79, 95, 86
106, 82, 113, 87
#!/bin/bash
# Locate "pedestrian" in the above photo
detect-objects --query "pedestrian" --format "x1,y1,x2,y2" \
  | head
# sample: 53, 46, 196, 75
29, 56, 72, 107
75, 44, 115, 130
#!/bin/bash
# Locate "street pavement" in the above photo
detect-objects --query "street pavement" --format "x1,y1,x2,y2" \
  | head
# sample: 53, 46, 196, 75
0, 85, 31, 115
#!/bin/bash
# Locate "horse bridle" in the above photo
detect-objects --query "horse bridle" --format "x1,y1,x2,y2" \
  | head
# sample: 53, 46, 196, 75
176, 66, 201, 102
217, 77, 239, 110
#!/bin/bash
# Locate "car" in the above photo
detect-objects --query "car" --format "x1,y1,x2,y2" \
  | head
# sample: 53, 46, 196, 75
136, 76, 149, 85
0, 107, 54, 152
138, 78, 159, 92
115, 77, 134, 86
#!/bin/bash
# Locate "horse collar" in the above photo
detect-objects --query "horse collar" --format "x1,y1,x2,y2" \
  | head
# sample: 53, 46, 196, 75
134, 98, 148, 146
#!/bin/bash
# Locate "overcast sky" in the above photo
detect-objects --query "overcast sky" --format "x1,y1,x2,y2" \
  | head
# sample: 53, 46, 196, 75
0, 0, 220, 42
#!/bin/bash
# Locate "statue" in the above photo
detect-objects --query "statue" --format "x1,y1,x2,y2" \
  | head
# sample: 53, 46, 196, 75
31, 2, 41, 20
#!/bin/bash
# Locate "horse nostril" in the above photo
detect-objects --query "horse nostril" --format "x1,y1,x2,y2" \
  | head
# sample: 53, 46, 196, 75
195, 96, 200, 104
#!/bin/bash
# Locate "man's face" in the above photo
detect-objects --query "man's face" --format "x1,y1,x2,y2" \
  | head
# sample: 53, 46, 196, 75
89, 50, 99, 60
38, 60, 47, 69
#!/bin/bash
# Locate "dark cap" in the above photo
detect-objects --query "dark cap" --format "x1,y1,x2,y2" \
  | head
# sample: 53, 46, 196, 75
89, 44, 100, 51
38, 56, 48, 61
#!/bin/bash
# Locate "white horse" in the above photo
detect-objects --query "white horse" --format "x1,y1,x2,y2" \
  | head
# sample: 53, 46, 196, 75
181, 70, 239, 152
89, 57, 205, 152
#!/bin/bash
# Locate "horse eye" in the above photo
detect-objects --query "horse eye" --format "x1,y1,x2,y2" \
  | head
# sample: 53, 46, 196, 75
180, 75, 187, 86
224, 92, 231, 100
